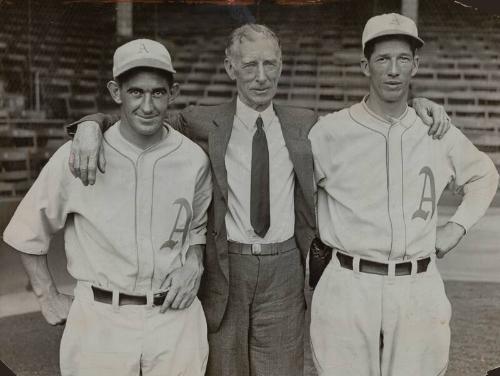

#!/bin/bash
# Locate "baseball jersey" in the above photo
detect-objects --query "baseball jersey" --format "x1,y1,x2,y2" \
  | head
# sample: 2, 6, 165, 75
309, 100, 499, 261
3, 123, 212, 294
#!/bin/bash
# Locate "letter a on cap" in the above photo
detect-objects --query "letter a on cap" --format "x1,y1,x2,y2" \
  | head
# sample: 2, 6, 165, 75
389, 14, 401, 25
138, 43, 149, 54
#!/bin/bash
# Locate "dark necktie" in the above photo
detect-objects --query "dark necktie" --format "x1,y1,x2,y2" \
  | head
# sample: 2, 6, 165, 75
251, 116, 270, 238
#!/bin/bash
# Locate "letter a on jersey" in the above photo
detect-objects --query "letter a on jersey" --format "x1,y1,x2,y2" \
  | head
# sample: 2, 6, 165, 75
161, 198, 193, 250
412, 166, 436, 221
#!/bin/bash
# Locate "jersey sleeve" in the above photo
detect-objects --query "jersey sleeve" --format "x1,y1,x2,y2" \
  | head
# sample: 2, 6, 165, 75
66, 113, 120, 137
308, 117, 332, 188
188, 153, 213, 246
443, 126, 499, 232
2, 144, 73, 254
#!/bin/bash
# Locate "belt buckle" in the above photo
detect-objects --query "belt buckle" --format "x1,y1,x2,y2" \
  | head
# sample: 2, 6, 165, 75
152, 290, 169, 307
251, 243, 262, 255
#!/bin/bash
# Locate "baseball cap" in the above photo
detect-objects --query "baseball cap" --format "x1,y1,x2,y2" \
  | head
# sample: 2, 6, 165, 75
362, 13, 424, 52
113, 39, 176, 79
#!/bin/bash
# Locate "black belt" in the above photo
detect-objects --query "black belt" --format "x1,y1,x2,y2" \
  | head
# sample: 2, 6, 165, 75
336, 252, 431, 276
228, 237, 297, 256
91, 286, 168, 306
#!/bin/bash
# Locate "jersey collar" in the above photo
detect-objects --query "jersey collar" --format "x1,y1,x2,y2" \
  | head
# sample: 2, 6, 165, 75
349, 95, 417, 135
104, 121, 182, 161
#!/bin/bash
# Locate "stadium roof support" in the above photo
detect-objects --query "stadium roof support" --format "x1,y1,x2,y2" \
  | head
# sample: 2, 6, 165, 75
402, 0, 419, 24
116, 2, 133, 38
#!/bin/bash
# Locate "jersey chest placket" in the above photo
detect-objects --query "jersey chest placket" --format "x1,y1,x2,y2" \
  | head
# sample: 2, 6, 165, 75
386, 123, 407, 260
134, 153, 156, 291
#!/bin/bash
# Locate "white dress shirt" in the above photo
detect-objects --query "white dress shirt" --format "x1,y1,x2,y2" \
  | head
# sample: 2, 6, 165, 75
224, 97, 295, 244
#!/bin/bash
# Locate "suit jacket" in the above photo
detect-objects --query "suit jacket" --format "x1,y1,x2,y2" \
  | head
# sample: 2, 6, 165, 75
70, 99, 318, 333
178, 100, 317, 332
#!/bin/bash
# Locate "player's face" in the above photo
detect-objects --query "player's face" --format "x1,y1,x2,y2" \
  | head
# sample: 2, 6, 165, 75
224, 35, 282, 112
110, 70, 178, 144
361, 38, 419, 105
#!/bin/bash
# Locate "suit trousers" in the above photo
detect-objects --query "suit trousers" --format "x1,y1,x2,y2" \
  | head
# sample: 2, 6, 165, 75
206, 242, 306, 376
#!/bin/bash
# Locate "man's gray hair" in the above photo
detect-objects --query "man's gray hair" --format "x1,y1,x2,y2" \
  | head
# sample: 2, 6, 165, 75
225, 24, 282, 59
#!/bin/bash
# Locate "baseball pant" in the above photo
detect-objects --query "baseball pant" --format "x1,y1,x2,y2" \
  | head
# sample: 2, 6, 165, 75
59, 282, 209, 376
310, 253, 451, 376
206, 243, 305, 376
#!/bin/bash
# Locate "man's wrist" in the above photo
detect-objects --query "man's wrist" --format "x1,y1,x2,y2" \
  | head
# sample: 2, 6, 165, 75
447, 221, 466, 237
34, 283, 59, 301
185, 244, 204, 267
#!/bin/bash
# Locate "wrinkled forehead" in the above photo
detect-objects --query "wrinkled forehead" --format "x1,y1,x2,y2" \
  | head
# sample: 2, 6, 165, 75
230, 31, 282, 60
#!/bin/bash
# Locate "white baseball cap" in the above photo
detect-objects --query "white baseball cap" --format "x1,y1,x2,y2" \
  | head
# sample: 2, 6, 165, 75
113, 39, 176, 79
362, 13, 424, 52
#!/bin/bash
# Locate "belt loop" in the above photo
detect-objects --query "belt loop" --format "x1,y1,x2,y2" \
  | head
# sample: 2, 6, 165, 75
411, 259, 418, 276
112, 289, 120, 311
353, 255, 360, 273
272, 242, 279, 255
146, 291, 153, 307
388, 261, 395, 278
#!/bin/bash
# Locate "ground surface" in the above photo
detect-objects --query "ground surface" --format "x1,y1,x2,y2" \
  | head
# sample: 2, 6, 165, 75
1, 281, 499, 376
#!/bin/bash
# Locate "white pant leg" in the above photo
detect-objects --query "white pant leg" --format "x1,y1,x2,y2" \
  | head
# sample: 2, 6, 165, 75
59, 286, 142, 376
381, 261, 451, 376
310, 257, 383, 376
60, 284, 208, 376
141, 298, 209, 376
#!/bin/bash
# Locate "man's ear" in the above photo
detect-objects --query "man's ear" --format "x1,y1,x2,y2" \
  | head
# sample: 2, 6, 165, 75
360, 57, 370, 78
168, 83, 180, 104
224, 57, 237, 81
411, 54, 420, 77
107, 81, 122, 104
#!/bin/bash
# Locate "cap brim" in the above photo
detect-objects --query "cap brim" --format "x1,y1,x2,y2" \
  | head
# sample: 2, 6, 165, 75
113, 57, 176, 79
363, 30, 424, 50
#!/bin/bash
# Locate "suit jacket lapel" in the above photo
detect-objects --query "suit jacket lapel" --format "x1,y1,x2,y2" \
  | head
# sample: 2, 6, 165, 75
209, 100, 235, 207
274, 104, 315, 211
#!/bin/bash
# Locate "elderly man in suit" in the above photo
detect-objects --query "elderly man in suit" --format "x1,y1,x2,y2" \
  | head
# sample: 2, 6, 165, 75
67, 24, 448, 376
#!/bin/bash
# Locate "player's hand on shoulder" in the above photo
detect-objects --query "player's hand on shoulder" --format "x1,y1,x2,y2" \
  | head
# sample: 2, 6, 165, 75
69, 121, 106, 186
435, 221, 466, 258
412, 97, 451, 140
159, 256, 204, 313
37, 289, 73, 325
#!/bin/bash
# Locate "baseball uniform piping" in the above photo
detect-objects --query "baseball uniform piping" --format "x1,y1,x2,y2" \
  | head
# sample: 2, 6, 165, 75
103, 136, 140, 291
385, 134, 394, 260
400, 128, 409, 259
149, 134, 184, 288
348, 110, 393, 259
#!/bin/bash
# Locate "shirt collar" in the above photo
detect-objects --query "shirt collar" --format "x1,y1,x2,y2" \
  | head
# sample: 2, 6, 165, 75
236, 96, 275, 131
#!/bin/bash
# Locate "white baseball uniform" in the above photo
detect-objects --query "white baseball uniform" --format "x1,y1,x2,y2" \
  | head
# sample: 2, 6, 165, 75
308, 99, 499, 376
3, 123, 212, 376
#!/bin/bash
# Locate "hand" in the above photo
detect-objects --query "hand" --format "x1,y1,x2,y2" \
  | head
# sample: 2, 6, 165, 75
412, 97, 451, 139
160, 258, 203, 312
69, 121, 105, 186
37, 289, 73, 325
435, 221, 466, 259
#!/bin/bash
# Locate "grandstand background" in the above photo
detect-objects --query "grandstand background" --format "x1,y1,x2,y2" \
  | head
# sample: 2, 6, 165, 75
1, 1, 500, 375
0, 0, 500, 199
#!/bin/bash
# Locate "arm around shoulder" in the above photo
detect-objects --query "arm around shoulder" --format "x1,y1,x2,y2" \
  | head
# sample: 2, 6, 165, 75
66, 113, 120, 138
